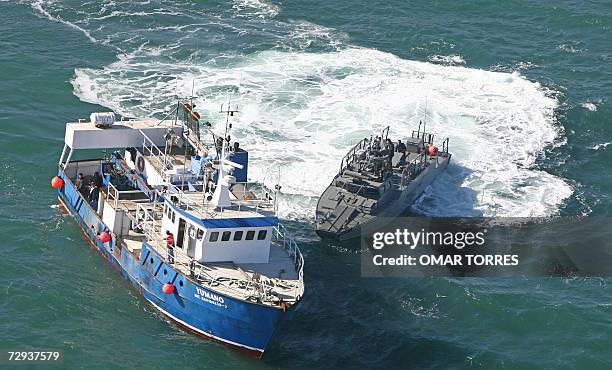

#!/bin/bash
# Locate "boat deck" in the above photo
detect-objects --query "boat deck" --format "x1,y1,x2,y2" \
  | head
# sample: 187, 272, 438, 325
316, 135, 451, 239
125, 233, 302, 305
116, 199, 302, 306
64, 149, 302, 307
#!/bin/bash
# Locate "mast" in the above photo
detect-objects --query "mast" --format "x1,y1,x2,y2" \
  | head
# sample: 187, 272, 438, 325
274, 167, 282, 215
211, 98, 241, 209
219, 97, 237, 168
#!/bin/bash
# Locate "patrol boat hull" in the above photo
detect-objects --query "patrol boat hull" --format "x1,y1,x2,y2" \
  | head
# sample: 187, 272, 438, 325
316, 126, 452, 240
316, 155, 451, 240
56, 167, 294, 357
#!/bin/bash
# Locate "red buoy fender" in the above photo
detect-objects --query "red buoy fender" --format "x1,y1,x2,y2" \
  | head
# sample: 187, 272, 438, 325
182, 103, 192, 113
99, 231, 111, 243
427, 145, 438, 156
162, 283, 175, 294
51, 176, 64, 189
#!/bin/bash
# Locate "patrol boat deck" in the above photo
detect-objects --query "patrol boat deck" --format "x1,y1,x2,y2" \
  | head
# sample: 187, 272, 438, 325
315, 125, 451, 240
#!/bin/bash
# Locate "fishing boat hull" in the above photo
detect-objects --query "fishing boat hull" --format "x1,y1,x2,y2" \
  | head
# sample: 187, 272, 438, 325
56, 169, 295, 357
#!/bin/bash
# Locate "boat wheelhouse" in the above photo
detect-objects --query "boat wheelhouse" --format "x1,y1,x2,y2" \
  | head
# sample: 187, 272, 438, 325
53, 103, 304, 356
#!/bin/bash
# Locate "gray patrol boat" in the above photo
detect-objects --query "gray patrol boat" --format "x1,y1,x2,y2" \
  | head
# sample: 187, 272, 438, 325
315, 124, 451, 240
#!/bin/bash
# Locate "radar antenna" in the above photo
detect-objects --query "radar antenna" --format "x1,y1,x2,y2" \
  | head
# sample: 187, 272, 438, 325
211, 98, 243, 209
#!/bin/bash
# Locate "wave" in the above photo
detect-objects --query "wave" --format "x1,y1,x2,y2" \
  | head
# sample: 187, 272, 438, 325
30, 0, 98, 44
428, 54, 466, 65
29, 0, 573, 219
592, 142, 611, 151
582, 101, 597, 111
72, 47, 572, 218
232, 0, 280, 18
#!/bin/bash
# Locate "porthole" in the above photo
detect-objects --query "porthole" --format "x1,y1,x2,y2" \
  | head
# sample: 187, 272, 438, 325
179, 280, 184, 287
150, 258, 154, 264
245, 230, 255, 240
257, 230, 267, 240
163, 269, 167, 275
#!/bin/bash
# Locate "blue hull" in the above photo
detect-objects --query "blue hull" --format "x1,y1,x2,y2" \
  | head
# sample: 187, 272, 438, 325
56, 169, 294, 356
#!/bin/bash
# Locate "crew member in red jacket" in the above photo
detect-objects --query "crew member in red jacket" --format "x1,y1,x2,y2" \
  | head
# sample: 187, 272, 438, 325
165, 230, 175, 264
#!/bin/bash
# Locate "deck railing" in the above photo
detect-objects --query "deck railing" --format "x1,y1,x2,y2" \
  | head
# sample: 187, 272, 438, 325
442, 137, 450, 154
411, 130, 435, 145
273, 223, 305, 291
134, 202, 304, 304
339, 126, 390, 175
106, 181, 150, 211
166, 181, 275, 218
139, 129, 168, 178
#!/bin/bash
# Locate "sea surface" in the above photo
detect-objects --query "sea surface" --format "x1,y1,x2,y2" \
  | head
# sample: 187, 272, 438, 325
1, 0, 611, 368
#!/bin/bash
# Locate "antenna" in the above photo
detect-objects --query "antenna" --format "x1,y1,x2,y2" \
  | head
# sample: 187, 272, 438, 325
209, 98, 241, 209
191, 80, 195, 105
237, 71, 243, 108
423, 96, 428, 139
218, 98, 240, 173
274, 166, 282, 215
219, 99, 239, 142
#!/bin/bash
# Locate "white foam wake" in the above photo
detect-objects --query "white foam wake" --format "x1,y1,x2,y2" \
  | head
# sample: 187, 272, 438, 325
592, 142, 611, 151
428, 54, 466, 65
232, 0, 280, 18
72, 47, 573, 219
582, 102, 597, 111
30, 0, 97, 43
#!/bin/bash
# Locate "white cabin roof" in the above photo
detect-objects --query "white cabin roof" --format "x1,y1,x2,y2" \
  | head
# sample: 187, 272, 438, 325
65, 119, 182, 149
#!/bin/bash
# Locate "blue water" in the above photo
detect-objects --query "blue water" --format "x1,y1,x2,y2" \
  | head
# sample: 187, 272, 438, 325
1, 0, 611, 368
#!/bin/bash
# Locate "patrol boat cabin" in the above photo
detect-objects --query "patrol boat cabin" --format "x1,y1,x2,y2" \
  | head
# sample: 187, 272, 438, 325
53, 103, 304, 356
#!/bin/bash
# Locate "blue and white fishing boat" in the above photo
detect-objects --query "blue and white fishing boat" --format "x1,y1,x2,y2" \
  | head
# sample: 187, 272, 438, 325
52, 101, 305, 357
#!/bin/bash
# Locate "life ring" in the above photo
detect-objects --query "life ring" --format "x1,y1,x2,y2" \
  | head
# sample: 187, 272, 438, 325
243, 193, 254, 200
136, 156, 145, 172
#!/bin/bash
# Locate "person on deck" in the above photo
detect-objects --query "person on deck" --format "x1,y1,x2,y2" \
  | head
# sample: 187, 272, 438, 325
385, 138, 395, 155
88, 182, 99, 210
76, 173, 85, 194
165, 231, 175, 264
396, 140, 407, 153
93, 171, 103, 188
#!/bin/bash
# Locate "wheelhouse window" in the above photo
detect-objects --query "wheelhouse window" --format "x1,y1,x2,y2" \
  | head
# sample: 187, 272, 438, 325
257, 230, 267, 240
245, 230, 255, 240
233, 231, 243, 241
209, 232, 219, 242
221, 231, 231, 241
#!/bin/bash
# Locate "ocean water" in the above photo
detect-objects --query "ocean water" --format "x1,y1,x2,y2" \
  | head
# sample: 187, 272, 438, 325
1, 0, 611, 368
